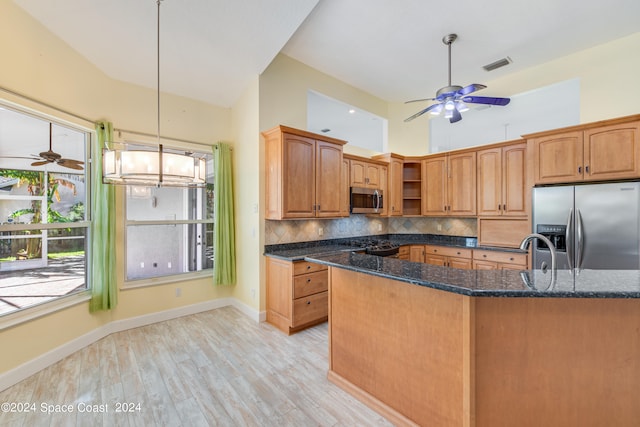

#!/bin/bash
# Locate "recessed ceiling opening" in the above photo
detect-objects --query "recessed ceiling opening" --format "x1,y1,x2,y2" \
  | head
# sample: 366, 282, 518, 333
307, 90, 388, 153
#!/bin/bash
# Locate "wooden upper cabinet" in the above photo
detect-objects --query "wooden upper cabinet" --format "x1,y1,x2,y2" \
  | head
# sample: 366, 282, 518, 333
315, 141, 344, 217
423, 155, 448, 216
282, 134, 316, 217
340, 158, 350, 217
531, 131, 583, 184
262, 125, 347, 219
389, 157, 404, 216
423, 152, 476, 216
448, 151, 476, 216
528, 116, 640, 185
349, 159, 382, 188
477, 141, 527, 217
584, 121, 640, 181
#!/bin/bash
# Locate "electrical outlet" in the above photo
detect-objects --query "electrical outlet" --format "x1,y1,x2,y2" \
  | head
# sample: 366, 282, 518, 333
318, 227, 324, 236
377, 223, 382, 231
437, 224, 442, 231
168, 261, 172, 268
175, 288, 181, 297
140, 262, 144, 268
251, 288, 256, 299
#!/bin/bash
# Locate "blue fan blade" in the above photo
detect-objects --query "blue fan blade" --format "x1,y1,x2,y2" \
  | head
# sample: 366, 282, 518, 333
462, 96, 511, 106
404, 103, 441, 122
449, 108, 462, 123
458, 84, 486, 96
405, 97, 436, 104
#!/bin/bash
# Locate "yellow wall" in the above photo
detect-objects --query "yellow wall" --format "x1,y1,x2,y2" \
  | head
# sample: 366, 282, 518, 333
230, 77, 262, 310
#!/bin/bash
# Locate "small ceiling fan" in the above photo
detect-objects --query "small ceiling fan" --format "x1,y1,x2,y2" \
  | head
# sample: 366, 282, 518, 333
405, 33, 511, 124
2, 123, 84, 170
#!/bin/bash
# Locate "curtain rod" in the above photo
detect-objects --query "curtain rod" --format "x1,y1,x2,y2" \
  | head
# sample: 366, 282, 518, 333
114, 128, 209, 146
0, 85, 94, 124
1, 85, 211, 147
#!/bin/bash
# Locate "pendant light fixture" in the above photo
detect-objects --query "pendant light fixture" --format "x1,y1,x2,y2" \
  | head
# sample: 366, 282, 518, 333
102, 0, 206, 187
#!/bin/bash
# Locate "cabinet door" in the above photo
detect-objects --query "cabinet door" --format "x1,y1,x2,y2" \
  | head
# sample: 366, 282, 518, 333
315, 141, 343, 217
477, 147, 502, 216
409, 245, 425, 263
448, 257, 472, 270
532, 131, 583, 184
448, 152, 476, 216
341, 158, 351, 216
502, 143, 528, 216
282, 134, 316, 218
350, 160, 367, 187
379, 165, 388, 215
389, 158, 403, 216
584, 121, 640, 181
423, 156, 448, 216
473, 260, 498, 270
365, 163, 381, 188
424, 253, 447, 267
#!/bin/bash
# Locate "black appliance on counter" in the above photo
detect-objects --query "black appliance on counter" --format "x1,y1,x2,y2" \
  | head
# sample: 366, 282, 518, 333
352, 239, 400, 257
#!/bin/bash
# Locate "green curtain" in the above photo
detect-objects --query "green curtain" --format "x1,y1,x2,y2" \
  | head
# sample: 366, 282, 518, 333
213, 143, 236, 285
89, 122, 117, 311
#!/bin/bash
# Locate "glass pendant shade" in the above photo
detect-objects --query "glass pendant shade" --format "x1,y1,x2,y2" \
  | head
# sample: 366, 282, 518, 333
103, 144, 205, 187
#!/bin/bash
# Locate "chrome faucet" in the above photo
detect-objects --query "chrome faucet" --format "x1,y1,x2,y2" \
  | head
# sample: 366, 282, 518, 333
519, 233, 557, 288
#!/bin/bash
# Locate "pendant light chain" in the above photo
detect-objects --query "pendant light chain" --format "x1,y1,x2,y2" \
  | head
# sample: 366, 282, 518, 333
157, 0, 164, 184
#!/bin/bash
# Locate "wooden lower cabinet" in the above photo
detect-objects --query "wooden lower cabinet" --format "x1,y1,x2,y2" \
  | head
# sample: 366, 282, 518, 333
397, 245, 410, 260
415, 245, 473, 269
409, 245, 527, 270
266, 257, 328, 334
472, 249, 528, 270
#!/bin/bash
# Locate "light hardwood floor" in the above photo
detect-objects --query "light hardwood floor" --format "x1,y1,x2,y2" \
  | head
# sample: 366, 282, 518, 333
0, 306, 393, 426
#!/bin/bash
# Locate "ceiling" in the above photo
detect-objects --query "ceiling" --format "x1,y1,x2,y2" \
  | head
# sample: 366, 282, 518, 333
12, 0, 640, 108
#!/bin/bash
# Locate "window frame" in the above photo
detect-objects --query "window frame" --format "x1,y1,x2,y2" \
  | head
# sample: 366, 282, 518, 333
120, 141, 214, 289
0, 101, 93, 323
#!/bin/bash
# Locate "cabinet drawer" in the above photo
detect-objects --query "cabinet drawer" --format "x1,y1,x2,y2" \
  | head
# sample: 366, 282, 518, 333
473, 249, 527, 265
424, 245, 472, 259
292, 291, 328, 327
398, 246, 410, 256
293, 261, 327, 276
293, 270, 328, 299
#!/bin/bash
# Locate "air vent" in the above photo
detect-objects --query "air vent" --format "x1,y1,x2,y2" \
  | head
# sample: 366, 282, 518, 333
483, 56, 512, 72
320, 128, 331, 133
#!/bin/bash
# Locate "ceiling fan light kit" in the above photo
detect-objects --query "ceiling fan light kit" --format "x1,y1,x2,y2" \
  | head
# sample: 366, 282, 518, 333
405, 33, 511, 124
102, 0, 206, 188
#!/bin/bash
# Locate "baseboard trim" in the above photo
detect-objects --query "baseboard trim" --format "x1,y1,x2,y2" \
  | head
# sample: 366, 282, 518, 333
0, 297, 261, 392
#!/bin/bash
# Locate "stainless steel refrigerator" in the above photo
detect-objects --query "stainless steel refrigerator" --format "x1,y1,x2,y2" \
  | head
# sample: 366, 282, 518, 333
532, 182, 640, 270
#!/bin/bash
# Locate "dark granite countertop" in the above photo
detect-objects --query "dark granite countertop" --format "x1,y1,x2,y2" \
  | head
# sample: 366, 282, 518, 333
305, 251, 640, 299
264, 234, 524, 261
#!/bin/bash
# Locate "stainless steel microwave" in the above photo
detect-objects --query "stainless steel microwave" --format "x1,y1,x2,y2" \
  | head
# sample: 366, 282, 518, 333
350, 187, 383, 214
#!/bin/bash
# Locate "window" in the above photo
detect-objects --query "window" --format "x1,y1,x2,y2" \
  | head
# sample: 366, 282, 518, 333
0, 105, 90, 315
124, 144, 213, 283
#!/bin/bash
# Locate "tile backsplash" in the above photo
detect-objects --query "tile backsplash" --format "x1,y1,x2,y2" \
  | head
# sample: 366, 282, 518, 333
265, 216, 477, 245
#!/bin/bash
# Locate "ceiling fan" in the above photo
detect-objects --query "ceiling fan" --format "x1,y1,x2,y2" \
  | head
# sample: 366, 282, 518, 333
2, 123, 84, 170
405, 33, 511, 124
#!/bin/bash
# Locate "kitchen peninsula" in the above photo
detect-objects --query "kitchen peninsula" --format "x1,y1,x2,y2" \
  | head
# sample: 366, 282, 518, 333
307, 251, 640, 427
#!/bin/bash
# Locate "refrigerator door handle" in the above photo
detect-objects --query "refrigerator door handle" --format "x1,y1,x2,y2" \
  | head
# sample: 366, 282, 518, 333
566, 208, 574, 270
576, 209, 585, 270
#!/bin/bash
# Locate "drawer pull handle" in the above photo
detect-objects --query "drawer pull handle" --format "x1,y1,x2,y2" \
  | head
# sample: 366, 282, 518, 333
434, 249, 438, 253
306, 301, 311, 305
457, 252, 461, 255
307, 278, 311, 283
483, 254, 487, 258
510, 257, 514, 261
306, 265, 311, 270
